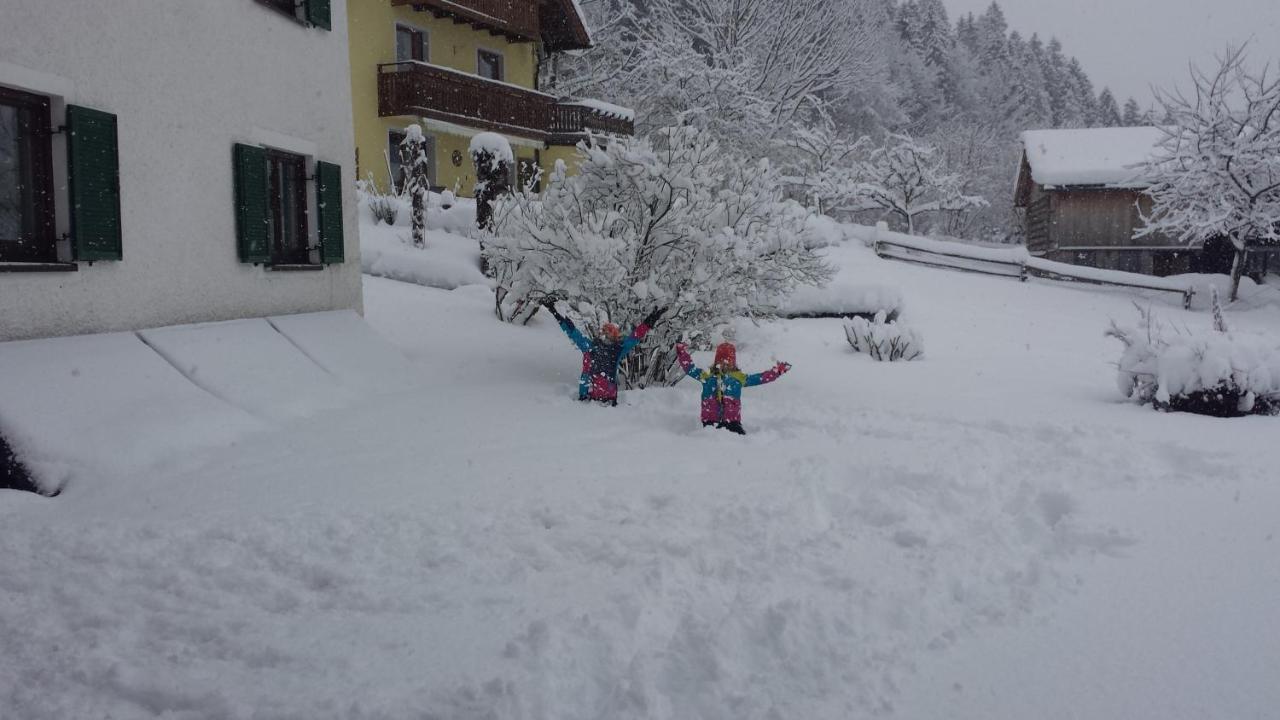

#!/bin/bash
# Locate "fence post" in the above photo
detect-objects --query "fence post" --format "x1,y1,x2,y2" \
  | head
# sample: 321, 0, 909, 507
1183, 287, 1194, 310
873, 221, 889, 257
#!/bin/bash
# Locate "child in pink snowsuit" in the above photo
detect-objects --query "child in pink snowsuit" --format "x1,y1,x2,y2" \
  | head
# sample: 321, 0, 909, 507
675, 342, 790, 435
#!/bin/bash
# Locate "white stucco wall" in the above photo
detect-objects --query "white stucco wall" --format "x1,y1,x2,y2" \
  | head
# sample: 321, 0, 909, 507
0, 0, 362, 342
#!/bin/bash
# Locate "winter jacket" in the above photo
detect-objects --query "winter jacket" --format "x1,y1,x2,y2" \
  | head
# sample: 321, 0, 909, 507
557, 319, 651, 402
675, 345, 786, 424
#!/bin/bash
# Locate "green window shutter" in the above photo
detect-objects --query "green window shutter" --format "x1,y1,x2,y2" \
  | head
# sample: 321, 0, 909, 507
66, 105, 122, 261
233, 144, 270, 264
316, 160, 345, 264
305, 0, 332, 30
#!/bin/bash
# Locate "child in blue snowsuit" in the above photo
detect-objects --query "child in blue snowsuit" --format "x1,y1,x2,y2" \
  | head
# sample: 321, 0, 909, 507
544, 302, 666, 405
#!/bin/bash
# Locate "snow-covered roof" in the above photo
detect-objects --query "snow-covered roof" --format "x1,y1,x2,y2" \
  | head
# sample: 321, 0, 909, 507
1021, 127, 1167, 188
562, 99, 635, 122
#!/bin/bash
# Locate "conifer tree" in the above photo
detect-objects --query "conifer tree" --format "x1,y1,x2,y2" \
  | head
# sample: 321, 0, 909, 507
1096, 88, 1123, 126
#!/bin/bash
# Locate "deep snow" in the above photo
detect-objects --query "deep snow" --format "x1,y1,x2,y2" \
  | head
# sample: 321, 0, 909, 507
2, 237, 1278, 719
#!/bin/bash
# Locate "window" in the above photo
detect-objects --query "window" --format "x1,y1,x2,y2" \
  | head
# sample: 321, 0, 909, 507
259, 0, 297, 16
266, 149, 310, 265
233, 143, 344, 267
0, 85, 56, 263
477, 50, 504, 81
395, 24, 428, 63
388, 129, 435, 194
254, 0, 332, 31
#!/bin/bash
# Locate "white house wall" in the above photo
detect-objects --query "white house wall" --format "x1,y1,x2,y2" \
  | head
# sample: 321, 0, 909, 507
0, 0, 361, 342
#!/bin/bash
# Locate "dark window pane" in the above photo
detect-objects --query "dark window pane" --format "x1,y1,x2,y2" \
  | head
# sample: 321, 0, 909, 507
388, 131, 406, 193
266, 150, 309, 264
396, 26, 427, 62
0, 105, 21, 242
0, 86, 54, 262
396, 27, 415, 62
478, 51, 503, 81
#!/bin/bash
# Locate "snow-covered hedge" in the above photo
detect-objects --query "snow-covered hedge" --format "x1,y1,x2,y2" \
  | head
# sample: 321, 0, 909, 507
784, 282, 904, 321
844, 312, 924, 362
1107, 298, 1280, 417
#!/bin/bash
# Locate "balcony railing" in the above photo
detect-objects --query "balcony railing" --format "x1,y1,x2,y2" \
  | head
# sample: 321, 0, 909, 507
377, 62, 635, 143
389, 0, 540, 41
549, 103, 636, 143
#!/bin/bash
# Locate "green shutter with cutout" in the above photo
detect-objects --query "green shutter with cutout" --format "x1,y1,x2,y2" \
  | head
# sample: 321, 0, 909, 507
306, 0, 332, 30
316, 160, 344, 264
233, 144, 270, 264
67, 105, 122, 261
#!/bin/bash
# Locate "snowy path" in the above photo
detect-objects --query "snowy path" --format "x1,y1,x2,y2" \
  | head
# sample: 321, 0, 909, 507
2, 259, 1278, 719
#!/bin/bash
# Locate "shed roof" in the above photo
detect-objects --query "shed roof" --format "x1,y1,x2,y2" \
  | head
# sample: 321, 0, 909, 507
1020, 127, 1166, 188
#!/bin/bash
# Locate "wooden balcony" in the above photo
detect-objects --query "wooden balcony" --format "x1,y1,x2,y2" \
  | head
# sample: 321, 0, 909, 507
549, 103, 635, 144
377, 62, 634, 144
389, 0, 540, 43
388, 0, 591, 51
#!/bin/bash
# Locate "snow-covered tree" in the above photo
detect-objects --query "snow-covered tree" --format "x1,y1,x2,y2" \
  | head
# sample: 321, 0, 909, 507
557, 0, 886, 153
1137, 46, 1280, 301
776, 115, 870, 217
846, 133, 989, 234
398, 125, 431, 248
1096, 88, 1122, 126
485, 127, 833, 387
1122, 97, 1144, 126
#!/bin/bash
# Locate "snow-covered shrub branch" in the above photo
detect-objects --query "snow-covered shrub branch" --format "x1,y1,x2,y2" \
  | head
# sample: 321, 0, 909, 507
1106, 292, 1280, 417
1138, 45, 1280, 301
485, 127, 834, 387
844, 312, 924, 362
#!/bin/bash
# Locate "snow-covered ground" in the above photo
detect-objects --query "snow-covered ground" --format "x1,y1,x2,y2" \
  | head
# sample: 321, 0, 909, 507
2, 237, 1278, 719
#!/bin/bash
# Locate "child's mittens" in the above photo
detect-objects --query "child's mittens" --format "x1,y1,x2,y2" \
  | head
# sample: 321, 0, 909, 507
774, 361, 792, 375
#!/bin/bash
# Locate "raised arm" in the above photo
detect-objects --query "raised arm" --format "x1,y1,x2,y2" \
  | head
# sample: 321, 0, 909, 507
746, 362, 791, 387
674, 343, 708, 381
620, 307, 667, 359
544, 301, 591, 352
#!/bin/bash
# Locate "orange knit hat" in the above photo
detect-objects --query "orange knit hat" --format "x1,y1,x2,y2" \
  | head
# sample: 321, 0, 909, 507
713, 342, 737, 370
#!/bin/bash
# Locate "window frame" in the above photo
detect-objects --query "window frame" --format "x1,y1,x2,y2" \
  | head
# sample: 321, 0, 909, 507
388, 128, 436, 195
264, 148, 311, 266
394, 23, 430, 63
0, 84, 57, 264
476, 48, 505, 82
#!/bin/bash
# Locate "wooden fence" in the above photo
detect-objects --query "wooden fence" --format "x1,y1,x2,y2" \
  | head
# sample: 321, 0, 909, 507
873, 233, 1196, 310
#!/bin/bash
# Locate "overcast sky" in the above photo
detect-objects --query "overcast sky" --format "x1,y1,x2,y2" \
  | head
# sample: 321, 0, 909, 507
942, 0, 1280, 109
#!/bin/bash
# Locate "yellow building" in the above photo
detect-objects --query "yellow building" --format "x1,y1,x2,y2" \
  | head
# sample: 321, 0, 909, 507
348, 0, 634, 197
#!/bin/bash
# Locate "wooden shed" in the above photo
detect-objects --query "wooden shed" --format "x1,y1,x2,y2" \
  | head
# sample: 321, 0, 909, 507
1015, 128, 1187, 275
1014, 127, 1277, 278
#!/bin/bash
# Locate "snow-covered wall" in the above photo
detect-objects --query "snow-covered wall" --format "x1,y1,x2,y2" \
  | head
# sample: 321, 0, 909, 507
0, 0, 361, 342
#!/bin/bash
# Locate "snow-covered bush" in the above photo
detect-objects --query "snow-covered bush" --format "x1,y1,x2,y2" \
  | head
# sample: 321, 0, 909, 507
784, 282, 903, 321
359, 176, 400, 226
486, 126, 834, 387
470, 132, 512, 235
1106, 293, 1280, 417
844, 311, 923, 362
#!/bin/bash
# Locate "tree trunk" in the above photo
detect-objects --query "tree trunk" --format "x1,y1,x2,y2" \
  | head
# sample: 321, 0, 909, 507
1228, 242, 1248, 302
